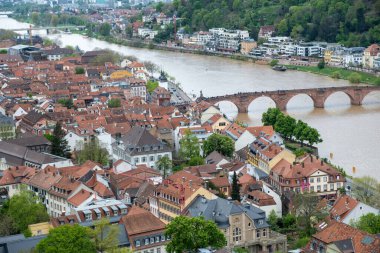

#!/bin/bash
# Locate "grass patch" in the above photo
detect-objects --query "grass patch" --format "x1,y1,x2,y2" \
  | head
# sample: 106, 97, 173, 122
287, 65, 380, 86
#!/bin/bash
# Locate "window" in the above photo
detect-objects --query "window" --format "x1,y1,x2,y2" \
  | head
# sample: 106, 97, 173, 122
142, 157, 147, 162
156, 236, 160, 242
337, 182, 341, 188
323, 184, 328, 191
157, 248, 161, 253
317, 177, 321, 183
256, 230, 260, 238
150, 237, 154, 244
310, 186, 314, 192
317, 185, 321, 192
134, 158, 139, 164
232, 227, 241, 242
323, 176, 327, 182
263, 229, 266, 237
145, 239, 149, 245
85, 213, 92, 221
330, 184, 334, 191
136, 240, 140, 247
161, 235, 165, 241
150, 156, 154, 162
259, 219, 263, 225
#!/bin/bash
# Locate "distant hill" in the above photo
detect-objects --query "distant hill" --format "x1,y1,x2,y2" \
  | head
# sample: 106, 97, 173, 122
161, 0, 379, 46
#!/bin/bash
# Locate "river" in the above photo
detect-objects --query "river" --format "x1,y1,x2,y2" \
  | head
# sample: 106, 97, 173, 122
1, 16, 380, 179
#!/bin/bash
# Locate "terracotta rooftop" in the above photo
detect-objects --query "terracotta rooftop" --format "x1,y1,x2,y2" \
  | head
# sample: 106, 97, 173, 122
121, 206, 165, 235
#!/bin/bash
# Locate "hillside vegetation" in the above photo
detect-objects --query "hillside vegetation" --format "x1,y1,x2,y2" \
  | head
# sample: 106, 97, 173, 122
163, 0, 380, 46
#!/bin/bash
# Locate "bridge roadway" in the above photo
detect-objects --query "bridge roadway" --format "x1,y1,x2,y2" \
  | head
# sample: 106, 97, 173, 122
200, 85, 380, 112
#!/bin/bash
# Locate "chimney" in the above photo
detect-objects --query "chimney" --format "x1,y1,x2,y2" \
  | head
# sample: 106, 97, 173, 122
290, 164, 292, 169
321, 159, 324, 166
310, 155, 313, 162
81, 189, 84, 194
302, 162, 304, 168
182, 176, 186, 183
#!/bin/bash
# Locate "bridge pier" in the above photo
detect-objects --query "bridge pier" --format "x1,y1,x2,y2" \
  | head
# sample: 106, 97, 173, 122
236, 104, 248, 113
314, 99, 325, 109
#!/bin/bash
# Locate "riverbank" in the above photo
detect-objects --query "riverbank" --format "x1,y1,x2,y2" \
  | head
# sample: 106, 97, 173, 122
286, 65, 380, 86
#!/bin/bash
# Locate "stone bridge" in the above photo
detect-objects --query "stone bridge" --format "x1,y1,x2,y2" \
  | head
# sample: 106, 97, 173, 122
200, 86, 380, 113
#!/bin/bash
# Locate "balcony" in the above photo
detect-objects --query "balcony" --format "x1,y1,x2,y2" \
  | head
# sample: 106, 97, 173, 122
232, 231, 287, 251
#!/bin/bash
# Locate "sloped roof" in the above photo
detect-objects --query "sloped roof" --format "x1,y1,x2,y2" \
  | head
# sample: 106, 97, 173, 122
121, 206, 165, 236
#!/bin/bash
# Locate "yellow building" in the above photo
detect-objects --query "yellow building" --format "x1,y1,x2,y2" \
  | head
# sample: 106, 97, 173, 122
205, 114, 231, 133
110, 70, 133, 80
28, 222, 52, 236
240, 39, 257, 55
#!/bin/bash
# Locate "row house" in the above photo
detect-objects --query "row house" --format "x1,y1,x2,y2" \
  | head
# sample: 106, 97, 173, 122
0, 166, 36, 198
112, 126, 172, 170
185, 195, 287, 253
149, 170, 217, 223
121, 206, 169, 253
246, 138, 295, 175
270, 155, 345, 197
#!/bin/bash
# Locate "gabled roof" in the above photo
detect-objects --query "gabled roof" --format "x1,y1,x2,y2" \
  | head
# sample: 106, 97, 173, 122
329, 195, 358, 221
121, 206, 165, 236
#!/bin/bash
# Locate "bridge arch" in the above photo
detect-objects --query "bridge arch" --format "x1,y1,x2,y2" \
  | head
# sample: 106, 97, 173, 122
248, 96, 278, 113
324, 91, 355, 107
213, 100, 240, 113
285, 93, 316, 111
362, 90, 380, 105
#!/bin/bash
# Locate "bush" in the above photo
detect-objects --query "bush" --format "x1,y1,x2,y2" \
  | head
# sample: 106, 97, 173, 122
75, 67, 85, 74
317, 60, 325, 69
295, 237, 310, 248
270, 59, 279, 66
331, 71, 341, 79
348, 73, 361, 83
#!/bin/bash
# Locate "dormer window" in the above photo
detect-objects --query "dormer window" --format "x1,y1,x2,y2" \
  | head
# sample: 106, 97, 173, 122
135, 240, 140, 247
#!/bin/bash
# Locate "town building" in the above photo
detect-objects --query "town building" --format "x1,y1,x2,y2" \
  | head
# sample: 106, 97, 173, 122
185, 195, 287, 252
362, 43, 380, 69
149, 170, 217, 223
270, 155, 345, 197
0, 112, 15, 140
304, 221, 380, 253
112, 126, 172, 169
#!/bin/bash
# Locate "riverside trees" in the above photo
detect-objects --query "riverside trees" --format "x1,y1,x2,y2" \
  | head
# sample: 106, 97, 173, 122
262, 108, 322, 146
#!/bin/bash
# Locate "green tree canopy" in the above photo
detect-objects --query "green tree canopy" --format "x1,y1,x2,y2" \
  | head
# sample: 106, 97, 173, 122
156, 155, 172, 178
179, 129, 201, 161
203, 133, 234, 158
57, 98, 74, 109
146, 80, 159, 94
93, 218, 119, 253
352, 213, 380, 234
351, 177, 380, 209
1, 189, 49, 236
262, 108, 282, 126
99, 23, 112, 37
77, 139, 109, 166
165, 216, 226, 253
36, 224, 96, 253
51, 122, 71, 158
231, 171, 240, 201
108, 98, 121, 108
75, 67, 85, 74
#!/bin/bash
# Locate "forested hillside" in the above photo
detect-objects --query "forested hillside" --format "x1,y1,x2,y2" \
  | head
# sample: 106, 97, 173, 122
162, 0, 380, 46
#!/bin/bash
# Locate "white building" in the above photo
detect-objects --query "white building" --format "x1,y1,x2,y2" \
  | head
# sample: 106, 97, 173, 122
137, 28, 158, 39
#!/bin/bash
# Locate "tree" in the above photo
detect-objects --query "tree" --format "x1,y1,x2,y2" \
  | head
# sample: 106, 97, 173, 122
267, 210, 279, 231
274, 114, 296, 139
3, 189, 49, 236
75, 67, 85, 74
348, 73, 361, 83
317, 60, 325, 69
304, 127, 322, 146
156, 156, 172, 178
269, 59, 279, 66
165, 216, 226, 253
351, 177, 380, 209
51, 122, 70, 158
146, 80, 159, 94
293, 193, 328, 236
179, 129, 201, 161
262, 108, 282, 126
99, 23, 111, 37
188, 156, 205, 166
57, 98, 74, 109
144, 61, 159, 76
90, 50, 122, 66
93, 218, 119, 253
108, 98, 121, 108
203, 133, 234, 158
293, 120, 308, 145
231, 171, 240, 201
36, 224, 96, 253
77, 139, 109, 166
352, 213, 380, 234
